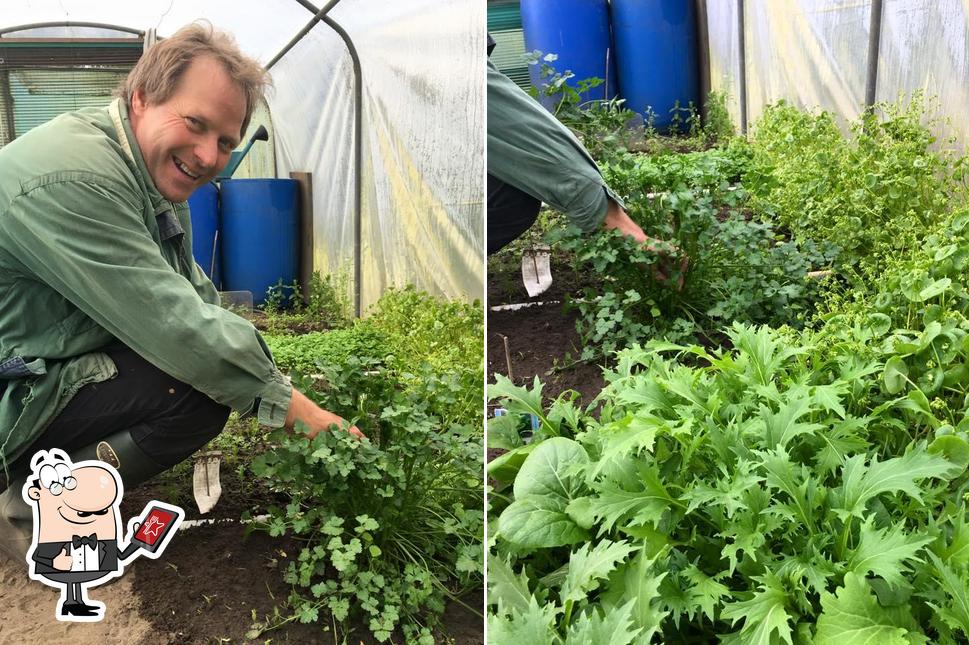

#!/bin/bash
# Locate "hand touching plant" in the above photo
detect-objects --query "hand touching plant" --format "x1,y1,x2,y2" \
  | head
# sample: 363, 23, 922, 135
602, 199, 688, 289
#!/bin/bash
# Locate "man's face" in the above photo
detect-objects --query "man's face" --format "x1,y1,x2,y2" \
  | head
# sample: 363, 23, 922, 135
129, 55, 246, 202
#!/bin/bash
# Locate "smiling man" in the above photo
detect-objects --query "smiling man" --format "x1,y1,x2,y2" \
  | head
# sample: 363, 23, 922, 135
0, 23, 360, 562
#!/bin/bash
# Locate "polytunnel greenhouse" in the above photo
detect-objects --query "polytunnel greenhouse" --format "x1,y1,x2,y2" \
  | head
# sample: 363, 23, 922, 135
0, 1, 484, 642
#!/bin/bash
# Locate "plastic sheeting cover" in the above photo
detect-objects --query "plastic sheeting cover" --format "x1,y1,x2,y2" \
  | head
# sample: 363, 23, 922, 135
271, 1, 484, 312
876, 0, 969, 146
744, 1, 869, 127
1, 0, 485, 311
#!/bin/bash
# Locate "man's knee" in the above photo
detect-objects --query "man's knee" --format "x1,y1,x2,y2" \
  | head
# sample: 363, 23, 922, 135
130, 389, 231, 468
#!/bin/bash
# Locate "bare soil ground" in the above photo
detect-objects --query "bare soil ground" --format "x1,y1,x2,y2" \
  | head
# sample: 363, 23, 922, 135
0, 465, 483, 644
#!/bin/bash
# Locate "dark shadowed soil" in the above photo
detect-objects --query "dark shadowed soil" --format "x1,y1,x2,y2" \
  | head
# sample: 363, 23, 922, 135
118, 466, 483, 644
487, 252, 606, 410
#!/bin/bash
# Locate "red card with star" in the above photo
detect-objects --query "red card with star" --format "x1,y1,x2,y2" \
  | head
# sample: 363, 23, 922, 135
131, 506, 179, 553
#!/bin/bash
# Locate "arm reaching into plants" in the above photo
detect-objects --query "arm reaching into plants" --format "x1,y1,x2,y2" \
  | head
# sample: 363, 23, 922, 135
284, 389, 365, 439
602, 199, 688, 289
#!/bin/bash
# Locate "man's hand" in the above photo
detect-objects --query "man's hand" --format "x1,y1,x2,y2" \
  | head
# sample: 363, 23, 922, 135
284, 389, 365, 440
53, 546, 72, 570
602, 200, 688, 290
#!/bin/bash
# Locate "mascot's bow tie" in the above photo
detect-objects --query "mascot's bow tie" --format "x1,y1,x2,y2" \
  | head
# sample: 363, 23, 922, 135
72, 534, 97, 548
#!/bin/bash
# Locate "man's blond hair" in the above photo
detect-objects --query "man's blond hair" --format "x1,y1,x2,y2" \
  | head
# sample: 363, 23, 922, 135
118, 22, 270, 137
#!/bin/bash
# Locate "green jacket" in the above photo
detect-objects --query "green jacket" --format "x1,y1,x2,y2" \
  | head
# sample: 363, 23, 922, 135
486, 59, 622, 233
0, 99, 291, 471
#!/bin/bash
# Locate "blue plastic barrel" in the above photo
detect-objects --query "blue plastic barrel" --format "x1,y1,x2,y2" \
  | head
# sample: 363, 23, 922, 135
612, 0, 699, 131
520, 0, 618, 111
220, 179, 299, 306
187, 182, 221, 286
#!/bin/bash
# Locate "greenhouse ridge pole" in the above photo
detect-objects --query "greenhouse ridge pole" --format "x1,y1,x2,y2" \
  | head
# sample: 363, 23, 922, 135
0, 21, 144, 37
277, 0, 364, 318
265, 0, 341, 70
737, 0, 747, 134
864, 0, 883, 113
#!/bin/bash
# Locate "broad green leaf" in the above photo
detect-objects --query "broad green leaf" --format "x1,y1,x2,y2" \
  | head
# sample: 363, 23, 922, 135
488, 556, 535, 617
721, 572, 794, 645
927, 552, 969, 638
815, 573, 915, 645
564, 600, 641, 645
488, 413, 524, 450
917, 277, 951, 301
846, 518, 933, 588
928, 434, 969, 470
513, 437, 588, 501
560, 539, 637, 605
488, 443, 538, 484
499, 495, 591, 548
838, 451, 958, 519
883, 357, 908, 394
565, 496, 597, 530
488, 595, 561, 645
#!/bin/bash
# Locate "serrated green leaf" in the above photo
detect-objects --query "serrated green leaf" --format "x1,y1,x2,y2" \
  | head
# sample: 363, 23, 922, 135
839, 450, 958, 519
564, 600, 642, 645
815, 573, 913, 645
488, 595, 561, 645
488, 556, 535, 617
499, 495, 590, 548
927, 552, 969, 638
600, 548, 668, 641
815, 416, 870, 477
588, 412, 660, 478
721, 573, 794, 645
846, 518, 933, 588
560, 539, 638, 606
683, 565, 730, 622
591, 467, 677, 532
757, 447, 818, 532
759, 391, 824, 448
490, 374, 553, 433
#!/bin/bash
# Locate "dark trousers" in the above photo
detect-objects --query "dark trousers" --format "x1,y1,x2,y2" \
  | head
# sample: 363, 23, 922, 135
487, 174, 542, 255
8, 345, 230, 477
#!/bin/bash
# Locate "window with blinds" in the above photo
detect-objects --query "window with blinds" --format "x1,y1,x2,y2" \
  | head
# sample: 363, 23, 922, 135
0, 40, 143, 148
487, 1, 530, 91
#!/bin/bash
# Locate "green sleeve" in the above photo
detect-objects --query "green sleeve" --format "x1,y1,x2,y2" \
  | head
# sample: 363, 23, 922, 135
1, 176, 291, 427
486, 60, 623, 233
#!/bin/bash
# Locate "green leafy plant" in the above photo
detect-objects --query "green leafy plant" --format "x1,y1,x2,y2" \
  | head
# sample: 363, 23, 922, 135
489, 323, 969, 643
250, 363, 483, 642
744, 94, 968, 276
552, 146, 833, 360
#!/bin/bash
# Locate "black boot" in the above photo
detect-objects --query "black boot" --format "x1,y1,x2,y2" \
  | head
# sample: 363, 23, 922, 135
70, 430, 167, 493
0, 474, 33, 563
